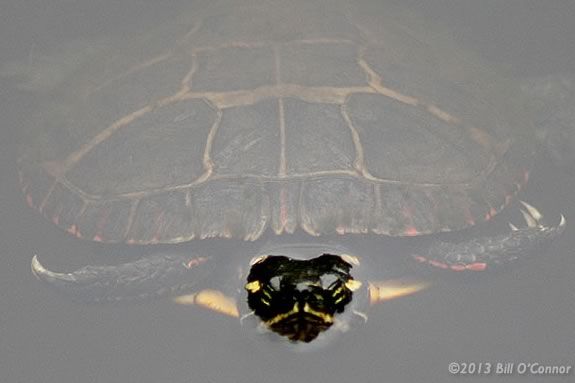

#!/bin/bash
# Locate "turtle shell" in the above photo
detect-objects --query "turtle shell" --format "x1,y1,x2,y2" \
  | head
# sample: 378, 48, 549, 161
18, 1, 534, 244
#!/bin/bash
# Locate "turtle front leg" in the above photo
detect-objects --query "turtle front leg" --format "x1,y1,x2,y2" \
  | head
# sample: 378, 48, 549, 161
413, 202, 566, 271
31, 253, 213, 302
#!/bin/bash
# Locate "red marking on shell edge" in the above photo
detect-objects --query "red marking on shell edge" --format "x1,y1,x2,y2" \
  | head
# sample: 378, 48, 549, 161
279, 188, 288, 230
428, 260, 449, 269
404, 226, 419, 236
401, 206, 417, 228
26, 194, 34, 208
67, 224, 78, 236
413, 255, 427, 263
465, 263, 487, 271
463, 205, 475, 226
126, 239, 137, 244
93, 234, 104, 242
463, 202, 475, 226
450, 264, 467, 271
96, 209, 110, 237
484, 207, 497, 221
153, 211, 166, 239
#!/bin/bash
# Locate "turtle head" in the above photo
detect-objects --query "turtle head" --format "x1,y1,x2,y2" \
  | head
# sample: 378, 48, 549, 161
245, 254, 362, 343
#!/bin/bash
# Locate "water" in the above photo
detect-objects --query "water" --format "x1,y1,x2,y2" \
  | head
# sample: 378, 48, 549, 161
1, 1, 574, 382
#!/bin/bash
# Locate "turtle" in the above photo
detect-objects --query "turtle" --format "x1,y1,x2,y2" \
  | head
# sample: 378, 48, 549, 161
17, 0, 570, 344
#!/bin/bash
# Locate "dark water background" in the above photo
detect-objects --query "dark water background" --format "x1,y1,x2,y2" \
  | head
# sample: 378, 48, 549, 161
1, 1, 574, 382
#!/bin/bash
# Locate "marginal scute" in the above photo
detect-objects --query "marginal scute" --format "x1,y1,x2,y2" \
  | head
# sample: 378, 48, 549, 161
18, 163, 54, 211
75, 200, 133, 242
424, 186, 475, 232
371, 183, 436, 236
268, 182, 300, 235
127, 191, 194, 244
476, 136, 534, 219
301, 177, 374, 235
40, 182, 85, 231
191, 180, 270, 240
126, 180, 272, 243
396, 188, 438, 235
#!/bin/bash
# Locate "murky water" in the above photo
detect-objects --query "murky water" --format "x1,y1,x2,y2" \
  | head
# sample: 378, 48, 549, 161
1, 1, 574, 382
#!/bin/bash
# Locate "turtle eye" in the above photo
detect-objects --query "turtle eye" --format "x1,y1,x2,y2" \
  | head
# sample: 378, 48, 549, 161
269, 276, 282, 290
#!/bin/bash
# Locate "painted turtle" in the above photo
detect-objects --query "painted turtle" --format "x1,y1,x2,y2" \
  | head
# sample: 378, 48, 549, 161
19, 1, 569, 343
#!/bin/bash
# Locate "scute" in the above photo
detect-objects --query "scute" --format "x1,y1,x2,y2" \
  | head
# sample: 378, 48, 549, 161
212, 99, 280, 177
284, 99, 356, 174
192, 0, 362, 46
66, 99, 216, 196
18, 0, 536, 243
279, 42, 366, 87
127, 180, 270, 243
193, 46, 276, 92
346, 93, 493, 184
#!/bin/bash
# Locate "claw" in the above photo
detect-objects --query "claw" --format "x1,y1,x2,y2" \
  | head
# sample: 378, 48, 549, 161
31, 255, 76, 283
520, 209, 538, 228
518, 201, 567, 232
559, 214, 567, 228
519, 201, 543, 221
519, 201, 541, 228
